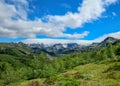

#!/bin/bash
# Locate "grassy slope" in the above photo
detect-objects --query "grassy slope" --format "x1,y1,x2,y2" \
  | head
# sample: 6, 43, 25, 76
60, 62, 120, 86
9, 62, 120, 86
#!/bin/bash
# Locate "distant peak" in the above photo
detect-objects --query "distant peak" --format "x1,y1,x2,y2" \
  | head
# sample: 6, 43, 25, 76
103, 37, 117, 43
105, 37, 116, 40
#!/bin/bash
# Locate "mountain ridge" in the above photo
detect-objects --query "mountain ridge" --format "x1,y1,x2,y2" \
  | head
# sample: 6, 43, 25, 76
0, 37, 120, 57
27, 37, 120, 56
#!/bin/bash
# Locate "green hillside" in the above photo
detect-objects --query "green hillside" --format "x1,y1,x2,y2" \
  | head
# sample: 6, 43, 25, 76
12, 62, 120, 86
0, 42, 33, 57
0, 42, 120, 86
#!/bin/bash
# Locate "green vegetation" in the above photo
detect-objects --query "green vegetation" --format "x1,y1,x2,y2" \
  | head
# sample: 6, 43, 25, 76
0, 42, 120, 86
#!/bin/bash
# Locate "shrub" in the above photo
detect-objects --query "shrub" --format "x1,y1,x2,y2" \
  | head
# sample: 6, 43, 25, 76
59, 78, 81, 86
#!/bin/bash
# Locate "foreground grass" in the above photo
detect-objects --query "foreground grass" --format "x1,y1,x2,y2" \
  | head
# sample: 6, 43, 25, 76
9, 62, 120, 86
60, 62, 120, 86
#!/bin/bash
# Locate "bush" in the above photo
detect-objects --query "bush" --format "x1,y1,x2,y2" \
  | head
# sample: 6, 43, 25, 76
59, 78, 81, 86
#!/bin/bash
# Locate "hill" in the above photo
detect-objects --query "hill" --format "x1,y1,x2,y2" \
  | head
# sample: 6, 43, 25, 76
0, 42, 33, 57
13, 62, 120, 86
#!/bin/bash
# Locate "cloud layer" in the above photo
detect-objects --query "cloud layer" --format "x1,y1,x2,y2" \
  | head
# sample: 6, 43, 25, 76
0, 0, 118, 39
23, 31, 120, 45
23, 38, 93, 45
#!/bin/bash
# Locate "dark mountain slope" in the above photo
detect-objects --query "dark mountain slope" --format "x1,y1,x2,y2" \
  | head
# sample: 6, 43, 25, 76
97, 37, 119, 48
0, 42, 33, 57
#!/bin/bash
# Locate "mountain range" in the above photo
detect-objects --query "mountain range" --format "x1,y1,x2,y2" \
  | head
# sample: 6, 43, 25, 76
26, 37, 120, 56
0, 37, 119, 57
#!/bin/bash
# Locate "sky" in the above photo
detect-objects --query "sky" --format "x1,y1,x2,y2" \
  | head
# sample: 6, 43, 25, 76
0, 0, 120, 44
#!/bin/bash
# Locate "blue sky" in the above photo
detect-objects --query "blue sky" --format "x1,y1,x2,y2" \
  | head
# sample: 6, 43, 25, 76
0, 0, 120, 44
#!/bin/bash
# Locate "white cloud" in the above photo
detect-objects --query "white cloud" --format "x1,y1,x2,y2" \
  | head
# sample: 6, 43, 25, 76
47, 0, 105, 28
47, 0, 117, 29
0, 0, 28, 20
62, 31, 89, 39
0, 0, 118, 39
23, 38, 93, 45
